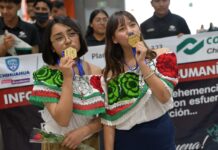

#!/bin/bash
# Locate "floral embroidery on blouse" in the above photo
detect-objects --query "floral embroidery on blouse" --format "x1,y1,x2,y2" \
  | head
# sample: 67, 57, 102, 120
30, 66, 105, 116
101, 51, 179, 126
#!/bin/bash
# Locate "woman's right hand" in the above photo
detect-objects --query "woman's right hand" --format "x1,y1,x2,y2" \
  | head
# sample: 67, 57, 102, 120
59, 56, 75, 78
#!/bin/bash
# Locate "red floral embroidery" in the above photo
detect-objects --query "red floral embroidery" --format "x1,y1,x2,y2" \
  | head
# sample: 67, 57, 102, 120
90, 76, 104, 93
156, 53, 178, 78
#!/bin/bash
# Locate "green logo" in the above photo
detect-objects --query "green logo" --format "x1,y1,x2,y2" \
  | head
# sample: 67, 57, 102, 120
207, 124, 218, 143
177, 38, 204, 55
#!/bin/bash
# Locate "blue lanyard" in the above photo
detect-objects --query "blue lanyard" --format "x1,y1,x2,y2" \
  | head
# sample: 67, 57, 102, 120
132, 47, 136, 57
57, 58, 84, 77
124, 47, 138, 71
76, 59, 84, 76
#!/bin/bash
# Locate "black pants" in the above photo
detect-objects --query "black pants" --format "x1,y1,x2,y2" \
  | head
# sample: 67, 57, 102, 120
0, 105, 43, 150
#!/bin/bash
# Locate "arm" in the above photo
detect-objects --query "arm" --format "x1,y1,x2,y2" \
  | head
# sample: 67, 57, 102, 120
139, 62, 171, 103
136, 43, 171, 103
45, 57, 75, 126
84, 61, 102, 75
31, 45, 39, 53
62, 117, 102, 149
0, 34, 15, 57
104, 125, 115, 150
0, 43, 7, 56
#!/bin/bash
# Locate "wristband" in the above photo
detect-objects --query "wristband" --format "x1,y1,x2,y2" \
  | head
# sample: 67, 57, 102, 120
144, 71, 155, 80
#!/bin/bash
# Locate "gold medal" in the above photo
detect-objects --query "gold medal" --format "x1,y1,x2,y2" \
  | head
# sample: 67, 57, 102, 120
63, 47, 77, 59
128, 33, 140, 47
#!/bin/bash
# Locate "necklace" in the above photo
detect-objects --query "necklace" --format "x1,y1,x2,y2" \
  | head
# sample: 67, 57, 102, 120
124, 61, 139, 71
57, 58, 86, 100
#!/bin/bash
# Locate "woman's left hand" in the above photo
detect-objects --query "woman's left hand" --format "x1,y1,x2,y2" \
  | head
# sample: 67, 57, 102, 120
135, 41, 148, 64
62, 128, 85, 149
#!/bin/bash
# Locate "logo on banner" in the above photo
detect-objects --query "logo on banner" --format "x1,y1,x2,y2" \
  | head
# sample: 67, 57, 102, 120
176, 125, 218, 150
177, 38, 204, 55
207, 124, 218, 143
5, 58, 19, 72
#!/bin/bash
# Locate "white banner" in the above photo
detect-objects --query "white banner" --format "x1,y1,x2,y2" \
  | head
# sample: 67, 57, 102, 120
83, 31, 218, 67
0, 54, 44, 89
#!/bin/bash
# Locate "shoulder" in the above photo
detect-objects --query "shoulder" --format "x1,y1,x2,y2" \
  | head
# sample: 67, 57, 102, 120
153, 48, 177, 66
152, 48, 179, 85
20, 19, 38, 31
153, 48, 170, 57
33, 65, 60, 80
140, 17, 154, 27
83, 60, 102, 75
171, 13, 186, 22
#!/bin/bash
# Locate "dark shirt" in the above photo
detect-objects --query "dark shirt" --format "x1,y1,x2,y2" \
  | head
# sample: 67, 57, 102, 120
0, 17, 39, 55
208, 26, 218, 32
34, 22, 50, 53
140, 11, 190, 39
86, 34, 105, 46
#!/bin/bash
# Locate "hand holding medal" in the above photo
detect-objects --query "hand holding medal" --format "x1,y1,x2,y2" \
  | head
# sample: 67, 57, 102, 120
59, 47, 77, 78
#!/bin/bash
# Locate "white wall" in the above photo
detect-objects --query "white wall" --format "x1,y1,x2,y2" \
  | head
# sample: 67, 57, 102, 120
125, 0, 218, 34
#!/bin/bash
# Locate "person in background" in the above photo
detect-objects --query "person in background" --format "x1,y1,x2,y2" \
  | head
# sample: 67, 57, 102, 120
85, 9, 108, 46
0, 0, 42, 150
208, 22, 218, 32
33, 0, 51, 52
0, 0, 39, 56
101, 10, 179, 150
196, 24, 207, 33
26, 0, 35, 23
51, 0, 67, 18
29, 16, 105, 150
140, 0, 190, 39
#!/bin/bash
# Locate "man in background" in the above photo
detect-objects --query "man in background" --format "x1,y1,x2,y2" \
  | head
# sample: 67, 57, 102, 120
26, 0, 35, 23
51, 0, 66, 18
0, 0, 39, 56
140, 0, 190, 39
33, 0, 51, 52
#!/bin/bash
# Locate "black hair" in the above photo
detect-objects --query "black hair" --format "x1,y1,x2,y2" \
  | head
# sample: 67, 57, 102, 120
42, 16, 88, 65
26, 0, 35, 3
0, 0, 21, 4
51, 1, 64, 9
33, 0, 52, 10
85, 9, 109, 38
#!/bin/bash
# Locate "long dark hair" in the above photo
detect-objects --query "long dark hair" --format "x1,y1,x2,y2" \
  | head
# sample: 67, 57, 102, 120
85, 9, 109, 38
42, 16, 88, 65
103, 11, 156, 80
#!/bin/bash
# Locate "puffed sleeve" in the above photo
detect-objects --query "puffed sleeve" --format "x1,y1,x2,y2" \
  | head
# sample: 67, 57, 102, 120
154, 51, 179, 91
29, 66, 62, 108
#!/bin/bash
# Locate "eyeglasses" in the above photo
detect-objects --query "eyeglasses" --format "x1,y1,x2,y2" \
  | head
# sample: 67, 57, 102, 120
51, 29, 78, 44
94, 18, 108, 24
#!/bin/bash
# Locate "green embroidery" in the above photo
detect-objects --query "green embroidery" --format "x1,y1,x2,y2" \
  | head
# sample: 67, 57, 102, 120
34, 67, 52, 81
108, 72, 141, 105
101, 83, 149, 121
118, 72, 140, 98
52, 71, 63, 87
108, 79, 119, 105
34, 66, 63, 87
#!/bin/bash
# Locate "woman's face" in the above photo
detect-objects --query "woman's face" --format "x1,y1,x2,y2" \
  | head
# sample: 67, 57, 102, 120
50, 23, 80, 57
112, 16, 140, 47
91, 12, 108, 35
